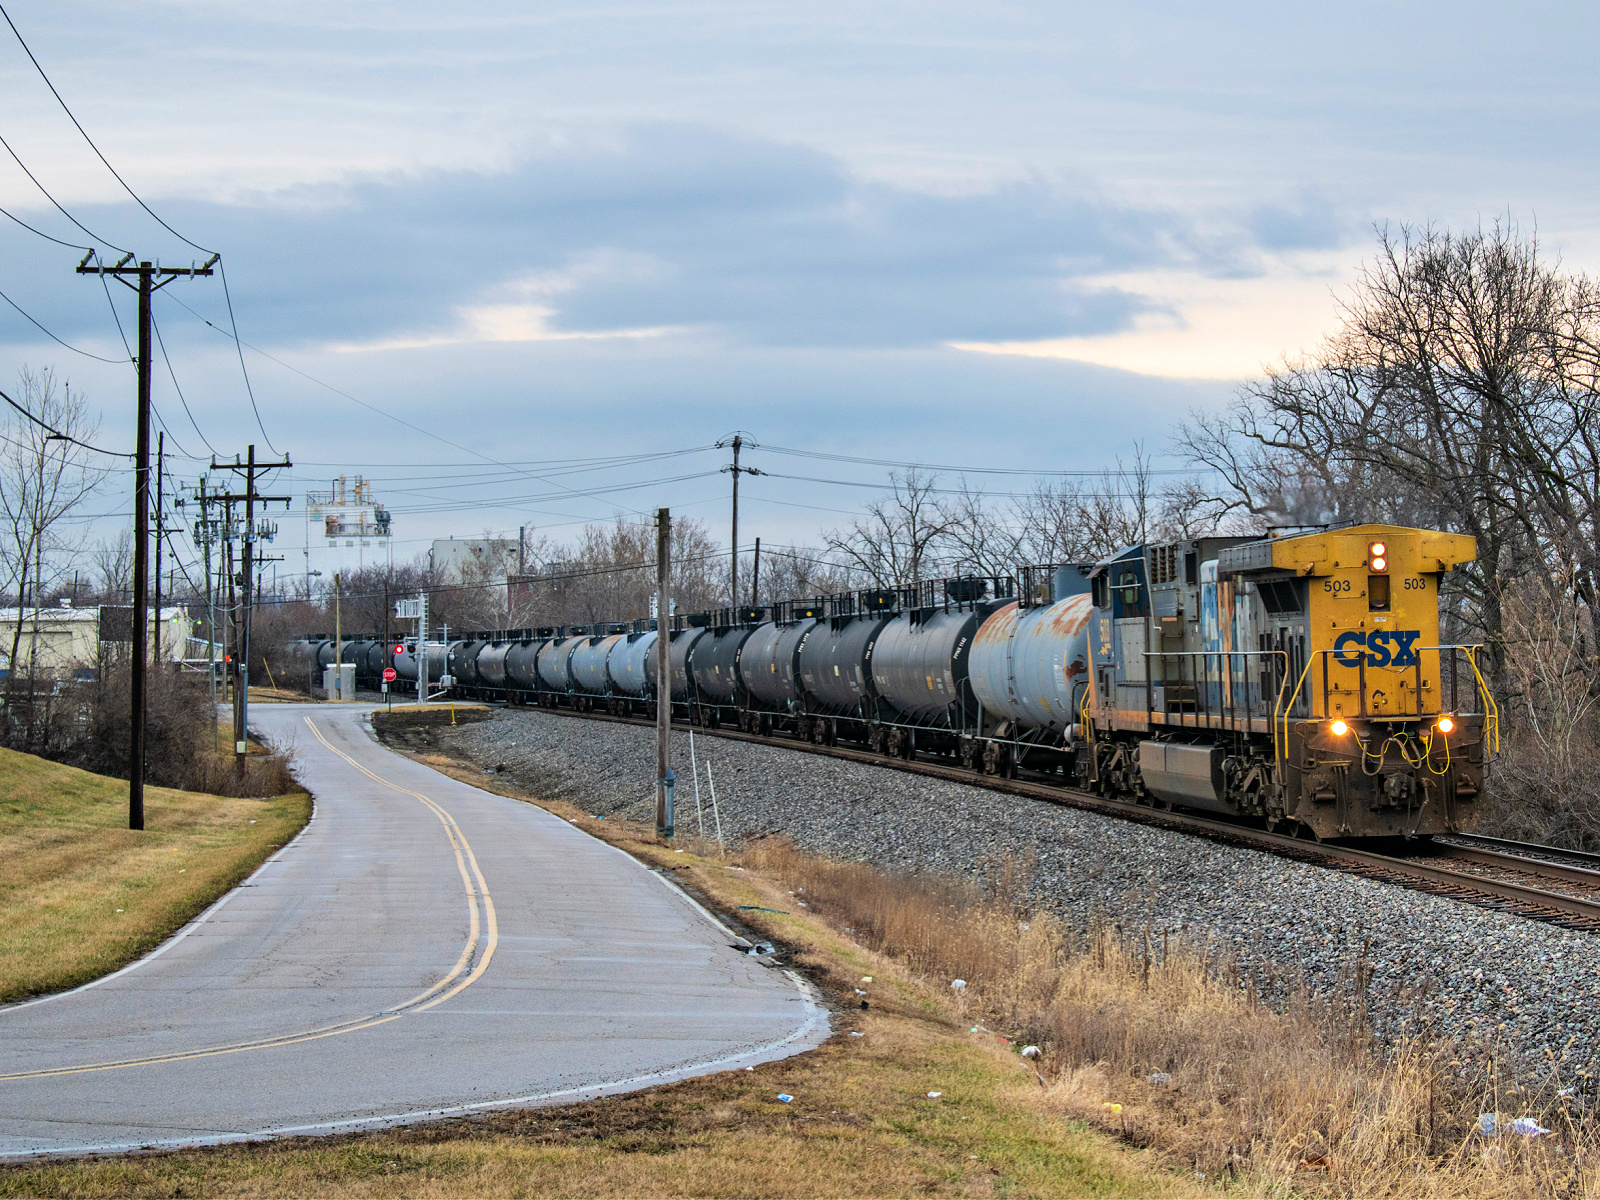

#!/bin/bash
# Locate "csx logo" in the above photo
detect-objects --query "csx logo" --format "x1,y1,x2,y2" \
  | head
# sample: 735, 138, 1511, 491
1333, 629, 1421, 667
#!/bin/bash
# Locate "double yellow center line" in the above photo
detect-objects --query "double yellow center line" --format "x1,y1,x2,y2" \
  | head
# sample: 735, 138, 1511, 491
0, 716, 498, 1082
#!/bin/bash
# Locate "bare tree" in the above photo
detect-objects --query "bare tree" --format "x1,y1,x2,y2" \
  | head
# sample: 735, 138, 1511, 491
90, 529, 134, 603
0, 367, 108, 744
823, 469, 953, 587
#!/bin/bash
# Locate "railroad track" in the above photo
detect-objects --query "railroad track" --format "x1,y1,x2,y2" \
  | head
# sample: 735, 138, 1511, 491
442, 700, 1600, 935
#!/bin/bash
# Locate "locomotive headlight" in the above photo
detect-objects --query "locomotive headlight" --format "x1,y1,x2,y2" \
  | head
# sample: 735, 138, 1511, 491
1436, 716, 1455, 734
1369, 541, 1387, 571
1329, 719, 1349, 736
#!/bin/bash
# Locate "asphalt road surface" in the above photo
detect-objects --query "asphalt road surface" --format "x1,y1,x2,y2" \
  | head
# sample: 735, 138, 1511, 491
0, 703, 827, 1160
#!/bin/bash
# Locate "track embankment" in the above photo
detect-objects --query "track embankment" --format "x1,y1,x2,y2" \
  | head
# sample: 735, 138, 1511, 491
398, 705, 1600, 1086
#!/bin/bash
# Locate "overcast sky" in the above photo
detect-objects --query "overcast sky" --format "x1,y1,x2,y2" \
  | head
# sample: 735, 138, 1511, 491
0, 1, 1594, 572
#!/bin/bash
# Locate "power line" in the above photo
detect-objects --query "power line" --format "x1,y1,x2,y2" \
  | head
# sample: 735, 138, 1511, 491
216, 261, 274, 451
0, 282, 123, 362
159, 289, 657, 518
0, 3, 207, 255
95, 254, 133, 359
0, 384, 128, 458
0, 131, 126, 252
760, 444, 1197, 477
150, 310, 217, 455
0, 199, 91, 249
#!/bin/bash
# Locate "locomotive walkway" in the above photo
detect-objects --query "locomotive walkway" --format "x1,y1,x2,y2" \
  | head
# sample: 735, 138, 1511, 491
0, 704, 826, 1160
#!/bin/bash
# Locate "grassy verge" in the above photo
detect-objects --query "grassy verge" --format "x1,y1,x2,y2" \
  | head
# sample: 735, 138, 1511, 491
0, 746, 311, 1004
0, 719, 1193, 1200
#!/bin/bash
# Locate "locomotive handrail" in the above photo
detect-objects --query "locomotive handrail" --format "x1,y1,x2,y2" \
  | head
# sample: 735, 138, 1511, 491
1414, 644, 1500, 755
1275, 651, 1315, 763
1143, 649, 1290, 736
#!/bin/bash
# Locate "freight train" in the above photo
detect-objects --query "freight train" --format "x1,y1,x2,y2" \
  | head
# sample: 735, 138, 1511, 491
287, 523, 1497, 841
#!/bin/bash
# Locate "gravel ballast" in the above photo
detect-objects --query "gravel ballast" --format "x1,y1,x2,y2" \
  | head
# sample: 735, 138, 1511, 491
428, 706, 1600, 1086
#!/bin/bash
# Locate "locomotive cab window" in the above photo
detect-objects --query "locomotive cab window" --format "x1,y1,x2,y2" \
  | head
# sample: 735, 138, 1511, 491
1369, 575, 1391, 611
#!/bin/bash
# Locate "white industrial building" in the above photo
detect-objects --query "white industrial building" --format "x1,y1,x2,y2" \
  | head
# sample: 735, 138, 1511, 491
0, 602, 195, 679
301, 475, 394, 587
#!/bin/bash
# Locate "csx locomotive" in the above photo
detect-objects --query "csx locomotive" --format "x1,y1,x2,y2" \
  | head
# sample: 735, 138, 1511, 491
288, 523, 1496, 841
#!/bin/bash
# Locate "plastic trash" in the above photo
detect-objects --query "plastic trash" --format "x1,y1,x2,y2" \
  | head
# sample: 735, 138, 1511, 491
927, 1091, 942, 1099
849, 1031, 864, 1037
950, 979, 967, 991
1477, 1114, 1550, 1137
746, 941, 776, 957
1020, 1045, 1041, 1058
855, 988, 866, 995
860, 976, 873, 983
776, 1093, 794, 1103
1147, 1072, 1173, 1086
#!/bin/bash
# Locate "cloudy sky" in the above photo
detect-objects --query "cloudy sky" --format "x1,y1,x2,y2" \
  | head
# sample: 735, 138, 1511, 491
0, 1, 1594, 575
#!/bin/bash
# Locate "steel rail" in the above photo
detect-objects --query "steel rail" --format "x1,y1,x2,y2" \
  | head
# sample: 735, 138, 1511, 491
1446, 831, 1600, 870
424, 700, 1600, 934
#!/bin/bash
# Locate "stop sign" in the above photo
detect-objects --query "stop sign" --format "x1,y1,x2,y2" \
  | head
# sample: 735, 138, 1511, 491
383, 667, 397, 682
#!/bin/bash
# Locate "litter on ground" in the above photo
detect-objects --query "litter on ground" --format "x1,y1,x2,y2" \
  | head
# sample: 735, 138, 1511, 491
776, 1094, 794, 1103
1477, 1114, 1550, 1137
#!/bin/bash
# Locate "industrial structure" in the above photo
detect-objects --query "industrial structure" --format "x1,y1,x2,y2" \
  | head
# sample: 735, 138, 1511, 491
304, 475, 392, 584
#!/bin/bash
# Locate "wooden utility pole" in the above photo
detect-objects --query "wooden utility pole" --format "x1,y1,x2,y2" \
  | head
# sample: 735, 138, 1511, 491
76, 252, 216, 829
655, 507, 673, 839
153, 432, 164, 672
751, 536, 760, 608
717, 434, 762, 609
212, 445, 291, 775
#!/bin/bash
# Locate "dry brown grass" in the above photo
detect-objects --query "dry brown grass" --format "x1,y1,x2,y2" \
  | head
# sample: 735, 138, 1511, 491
0, 746, 311, 1003
740, 837, 1600, 1198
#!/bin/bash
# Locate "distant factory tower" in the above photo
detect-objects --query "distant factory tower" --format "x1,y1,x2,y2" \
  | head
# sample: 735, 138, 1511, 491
305, 475, 393, 588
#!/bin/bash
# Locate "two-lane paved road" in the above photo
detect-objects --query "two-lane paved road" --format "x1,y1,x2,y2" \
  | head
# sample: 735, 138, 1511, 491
0, 704, 826, 1159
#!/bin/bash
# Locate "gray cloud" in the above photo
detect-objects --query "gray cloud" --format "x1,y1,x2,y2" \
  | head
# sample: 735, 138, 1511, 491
1, 124, 1302, 355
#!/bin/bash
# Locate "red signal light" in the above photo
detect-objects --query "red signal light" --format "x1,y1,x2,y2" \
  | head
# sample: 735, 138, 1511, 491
394, 644, 405, 655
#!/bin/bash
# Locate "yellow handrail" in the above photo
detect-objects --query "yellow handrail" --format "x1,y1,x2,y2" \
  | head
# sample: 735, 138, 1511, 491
1463, 645, 1501, 755
1273, 650, 1311, 763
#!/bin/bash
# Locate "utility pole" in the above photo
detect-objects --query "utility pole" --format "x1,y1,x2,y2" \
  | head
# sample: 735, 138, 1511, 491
76, 251, 217, 831
716, 433, 762, 610
655, 508, 673, 839
752, 536, 760, 608
153, 433, 164, 672
193, 476, 219, 746
211, 445, 292, 776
